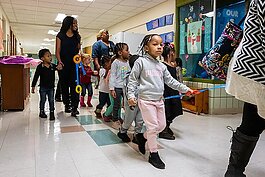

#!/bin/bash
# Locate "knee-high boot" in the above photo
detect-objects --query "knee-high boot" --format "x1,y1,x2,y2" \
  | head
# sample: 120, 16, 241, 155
225, 129, 259, 177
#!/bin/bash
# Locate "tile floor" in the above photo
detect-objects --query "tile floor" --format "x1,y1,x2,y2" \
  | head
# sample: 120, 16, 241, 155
0, 89, 264, 177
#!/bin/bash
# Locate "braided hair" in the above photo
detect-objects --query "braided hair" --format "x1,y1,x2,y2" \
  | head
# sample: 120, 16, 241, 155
113, 42, 128, 59
138, 34, 160, 56
162, 42, 175, 61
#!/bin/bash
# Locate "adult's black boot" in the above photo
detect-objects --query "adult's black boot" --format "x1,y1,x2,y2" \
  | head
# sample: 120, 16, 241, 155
224, 129, 259, 177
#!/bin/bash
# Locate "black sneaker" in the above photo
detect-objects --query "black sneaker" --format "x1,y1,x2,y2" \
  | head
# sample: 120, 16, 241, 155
149, 152, 165, 169
71, 109, 79, 117
39, 111, 47, 118
167, 127, 174, 135
117, 132, 131, 142
159, 130, 175, 140
132, 135, 138, 144
136, 133, 147, 154
65, 106, 71, 113
50, 112, 55, 121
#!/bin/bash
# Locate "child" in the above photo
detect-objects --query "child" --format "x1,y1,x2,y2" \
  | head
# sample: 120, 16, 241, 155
79, 54, 98, 107
94, 56, 112, 117
31, 49, 58, 121
109, 43, 131, 129
159, 43, 183, 140
117, 54, 145, 144
127, 34, 198, 169
175, 57, 183, 83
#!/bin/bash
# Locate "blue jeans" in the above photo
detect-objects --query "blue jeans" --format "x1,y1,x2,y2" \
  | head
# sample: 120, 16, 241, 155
39, 87, 55, 112
81, 83, 93, 96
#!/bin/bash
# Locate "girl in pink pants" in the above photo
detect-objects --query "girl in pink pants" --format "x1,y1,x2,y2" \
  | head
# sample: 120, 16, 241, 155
127, 34, 198, 169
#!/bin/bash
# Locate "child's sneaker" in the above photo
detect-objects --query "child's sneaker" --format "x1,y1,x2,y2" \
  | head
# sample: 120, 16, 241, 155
103, 114, 112, 122
149, 152, 165, 169
136, 133, 147, 154
117, 132, 131, 142
111, 120, 121, 130
39, 111, 47, 118
50, 112, 55, 121
94, 109, 102, 118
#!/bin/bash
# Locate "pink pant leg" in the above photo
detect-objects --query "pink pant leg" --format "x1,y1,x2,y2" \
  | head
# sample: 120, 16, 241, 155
138, 99, 166, 152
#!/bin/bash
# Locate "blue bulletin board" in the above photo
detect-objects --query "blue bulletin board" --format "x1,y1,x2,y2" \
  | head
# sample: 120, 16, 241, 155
178, 0, 213, 78
216, 1, 245, 41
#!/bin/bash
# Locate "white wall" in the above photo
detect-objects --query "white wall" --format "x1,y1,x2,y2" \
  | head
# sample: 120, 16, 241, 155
82, 0, 175, 47
0, 6, 11, 56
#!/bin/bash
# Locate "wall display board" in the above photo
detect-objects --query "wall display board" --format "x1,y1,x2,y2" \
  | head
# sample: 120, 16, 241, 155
178, 0, 213, 78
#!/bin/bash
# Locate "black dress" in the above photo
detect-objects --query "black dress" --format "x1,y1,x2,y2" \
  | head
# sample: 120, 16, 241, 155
163, 62, 183, 125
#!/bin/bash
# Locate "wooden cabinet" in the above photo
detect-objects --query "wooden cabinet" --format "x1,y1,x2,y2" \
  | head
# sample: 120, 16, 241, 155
181, 90, 209, 115
0, 64, 30, 110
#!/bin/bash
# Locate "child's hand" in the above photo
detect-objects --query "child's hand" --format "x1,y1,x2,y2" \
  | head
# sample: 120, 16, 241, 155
186, 89, 200, 96
93, 70, 98, 75
31, 87, 35, 94
110, 90, 116, 98
56, 62, 63, 70
128, 98, 137, 107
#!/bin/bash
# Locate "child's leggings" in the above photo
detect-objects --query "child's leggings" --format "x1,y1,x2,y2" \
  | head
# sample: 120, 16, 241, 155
138, 99, 166, 152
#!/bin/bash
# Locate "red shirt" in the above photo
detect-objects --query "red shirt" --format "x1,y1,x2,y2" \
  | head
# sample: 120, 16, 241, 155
80, 65, 94, 84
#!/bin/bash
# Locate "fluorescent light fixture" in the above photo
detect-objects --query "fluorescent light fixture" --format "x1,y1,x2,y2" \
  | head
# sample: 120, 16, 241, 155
55, 13, 78, 23
43, 38, 55, 42
48, 30, 58, 35
41, 43, 52, 46
55, 13, 66, 22
77, 0, 94, 2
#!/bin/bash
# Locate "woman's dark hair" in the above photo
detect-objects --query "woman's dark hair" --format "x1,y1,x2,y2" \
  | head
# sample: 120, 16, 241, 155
175, 57, 183, 68
102, 55, 111, 78
138, 34, 160, 56
114, 42, 128, 58
129, 54, 139, 69
59, 16, 81, 43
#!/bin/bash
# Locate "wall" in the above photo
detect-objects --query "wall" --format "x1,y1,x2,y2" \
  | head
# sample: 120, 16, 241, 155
82, 0, 176, 47
0, 6, 11, 56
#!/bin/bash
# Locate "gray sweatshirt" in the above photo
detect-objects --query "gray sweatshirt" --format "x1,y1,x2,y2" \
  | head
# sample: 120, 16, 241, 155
109, 59, 130, 90
127, 54, 190, 101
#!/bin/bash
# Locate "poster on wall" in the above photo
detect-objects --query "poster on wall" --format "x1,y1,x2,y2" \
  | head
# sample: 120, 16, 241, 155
216, 1, 245, 41
204, 17, 212, 52
187, 21, 202, 54
165, 32, 174, 43
158, 16, 166, 27
179, 24, 186, 54
152, 19, 159, 29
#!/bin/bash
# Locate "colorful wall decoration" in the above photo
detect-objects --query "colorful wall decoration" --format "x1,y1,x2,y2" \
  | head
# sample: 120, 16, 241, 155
178, 0, 213, 78
187, 21, 202, 54
146, 14, 174, 31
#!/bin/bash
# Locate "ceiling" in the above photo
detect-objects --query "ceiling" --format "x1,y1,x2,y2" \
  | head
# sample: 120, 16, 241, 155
0, 0, 167, 54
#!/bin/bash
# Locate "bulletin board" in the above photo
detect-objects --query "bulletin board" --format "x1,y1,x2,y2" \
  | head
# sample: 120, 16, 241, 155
178, 0, 213, 78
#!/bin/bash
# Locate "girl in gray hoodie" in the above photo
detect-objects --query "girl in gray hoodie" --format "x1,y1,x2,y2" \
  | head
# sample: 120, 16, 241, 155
127, 34, 198, 169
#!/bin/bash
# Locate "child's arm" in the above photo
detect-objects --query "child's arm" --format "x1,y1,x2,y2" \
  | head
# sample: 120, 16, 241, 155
127, 59, 141, 105
31, 65, 41, 93
163, 67, 195, 94
109, 61, 118, 98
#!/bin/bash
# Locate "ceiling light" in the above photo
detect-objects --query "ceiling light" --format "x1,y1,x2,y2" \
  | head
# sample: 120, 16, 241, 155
55, 13, 66, 22
48, 30, 58, 35
77, 0, 94, 2
54, 13, 79, 23
44, 38, 55, 42
41, 43, 52, 46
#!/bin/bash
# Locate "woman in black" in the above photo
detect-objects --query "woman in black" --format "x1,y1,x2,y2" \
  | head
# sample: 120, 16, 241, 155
159, 43, 183, 140
56, 16, 81, 117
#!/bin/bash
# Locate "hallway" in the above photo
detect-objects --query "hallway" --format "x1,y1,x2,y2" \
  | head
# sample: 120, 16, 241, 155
0, 89, 265, 177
